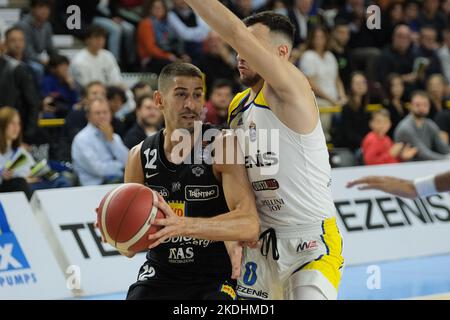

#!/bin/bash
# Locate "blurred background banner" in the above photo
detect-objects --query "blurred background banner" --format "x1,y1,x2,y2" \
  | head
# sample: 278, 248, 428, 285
0, 192, 69, 299
30, 185, 147, 297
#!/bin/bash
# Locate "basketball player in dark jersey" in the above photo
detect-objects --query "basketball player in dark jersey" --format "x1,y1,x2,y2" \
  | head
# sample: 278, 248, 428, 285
124, 63, 259, 300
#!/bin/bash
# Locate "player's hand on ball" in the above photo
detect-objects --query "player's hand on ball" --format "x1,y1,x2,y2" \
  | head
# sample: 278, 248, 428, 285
147, 193, 186, 249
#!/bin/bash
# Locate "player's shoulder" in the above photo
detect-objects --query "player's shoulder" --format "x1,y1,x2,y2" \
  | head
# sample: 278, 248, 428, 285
228, 88, 251, 122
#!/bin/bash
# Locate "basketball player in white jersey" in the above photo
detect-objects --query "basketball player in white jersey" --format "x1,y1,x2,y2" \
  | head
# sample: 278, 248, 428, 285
163, 1, 345, 300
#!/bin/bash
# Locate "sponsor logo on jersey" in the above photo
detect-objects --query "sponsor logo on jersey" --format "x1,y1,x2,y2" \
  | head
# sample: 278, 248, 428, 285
172, 182, 182, 192
191, 165, 205, 177
221, 284, 237, 300
236, 285, 269, 299
297, 240, 318, 253
245, 151, 278, 169
252, 179, 279, 192
185, 185, 219, 201
162, 237, 212, 248
168, 247, 194, 264
147, 185, 169, 198
168, 201, 186, 217
145, 172, 159, 179
261, 198, 285, 212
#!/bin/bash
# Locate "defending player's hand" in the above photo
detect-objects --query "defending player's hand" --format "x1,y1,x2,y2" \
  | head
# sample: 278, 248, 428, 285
147, 193, 186, 249
225, 241, 243, 279
347, 176, 418, 198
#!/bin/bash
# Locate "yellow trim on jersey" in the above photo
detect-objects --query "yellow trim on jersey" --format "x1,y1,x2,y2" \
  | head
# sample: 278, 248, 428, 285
301, 217, 344, 290
228, 88, 251, 125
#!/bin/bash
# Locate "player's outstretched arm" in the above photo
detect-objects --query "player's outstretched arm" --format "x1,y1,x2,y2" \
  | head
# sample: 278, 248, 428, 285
184, 0, 318, 132
347, 171, 450, 199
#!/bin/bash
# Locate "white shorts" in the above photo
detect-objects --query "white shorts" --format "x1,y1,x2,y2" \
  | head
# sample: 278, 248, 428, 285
236, 217, 344, 300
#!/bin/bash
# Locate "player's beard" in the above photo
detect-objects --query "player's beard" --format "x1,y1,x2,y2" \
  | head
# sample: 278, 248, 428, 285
240, 72, 263, 88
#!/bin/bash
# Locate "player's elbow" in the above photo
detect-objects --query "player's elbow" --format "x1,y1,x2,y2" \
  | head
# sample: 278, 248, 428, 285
242, 213, 260, 242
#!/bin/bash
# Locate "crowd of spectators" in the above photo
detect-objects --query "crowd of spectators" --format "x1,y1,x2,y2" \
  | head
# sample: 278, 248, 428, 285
2, 0, 450, 197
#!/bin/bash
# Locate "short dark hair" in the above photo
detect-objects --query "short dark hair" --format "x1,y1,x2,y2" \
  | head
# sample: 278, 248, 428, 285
136, 94, 154, 109
158, 62, 204, 93
243, 11, 295, 47
211, 79, 233, 92
85, 25, 108, 40
107, 86, 127, 104
48, 54, 69, 69
4, 26, 24, 40
30, 0, 52, 8
81, 81, 105, 98
410, 90, 430, 101
132, 81, 152, 95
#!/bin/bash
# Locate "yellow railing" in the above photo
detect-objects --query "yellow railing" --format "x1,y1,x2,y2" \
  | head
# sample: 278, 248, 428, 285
38, 118, 65, 127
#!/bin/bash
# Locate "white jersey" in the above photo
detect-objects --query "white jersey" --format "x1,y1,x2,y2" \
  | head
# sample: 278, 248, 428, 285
228, 88, 336, 227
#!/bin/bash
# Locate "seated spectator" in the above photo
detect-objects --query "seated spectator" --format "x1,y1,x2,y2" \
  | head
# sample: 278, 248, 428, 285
199, 31, 239, 94
329, 19, 352, 90
404, 1, 420, 34
72, 98, 129, 186
287, 0, 314, 59
137, 0, 188, 74
93, 0, 136, 68
123, 81, 154, 132
434, 108, 450, 145
0, 44, 42, 145
418, 0, 447, 40
168, 0, 210, 64
437, 28, 450, 88
123, 94, 162, 149
335, 72, 371, 152
16, 0, 56, 81
107, 85, 127, 136
299, 26, 347, 140
376, 24, 419, 96
414, 26, 442, 88
70, 26, 123, 88
426, 74, 449, 120
0, 107, 33, 199
383, 73, 408, 137
41, 54, 79, 118
381, 2, 405, 46
362, 109, 417, 165
203, 79, 233, 128
117, 0, 145, 24
394, 91, 450, 161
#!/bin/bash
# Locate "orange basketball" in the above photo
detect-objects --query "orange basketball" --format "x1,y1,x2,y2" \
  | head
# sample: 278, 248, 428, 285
96, 183, 165, 253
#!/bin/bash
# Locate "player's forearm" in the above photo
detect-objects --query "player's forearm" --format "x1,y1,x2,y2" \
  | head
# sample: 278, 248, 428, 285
183, 210, 259, 242
184, 0, 245, 49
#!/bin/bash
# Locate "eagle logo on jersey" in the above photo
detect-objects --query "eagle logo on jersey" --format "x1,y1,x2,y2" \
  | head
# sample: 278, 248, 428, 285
192, 165, 205, 177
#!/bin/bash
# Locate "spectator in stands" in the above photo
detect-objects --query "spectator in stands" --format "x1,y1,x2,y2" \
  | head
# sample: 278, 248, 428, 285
123, 94, 162, 149
41, 54, 79, 118
263, 0, 289, 15
168, 0, 210, 64
64, 81, 107, 142
437, 28, 450, 87
394, 91, 450, 161
93, 0, 136, 68
106, 85, 127, 137
329, 19, 352, 90
0, 107, 33, 199
137, 0, 188, 74
70, 26, 123, 88
16, 0, 56, 80
299, 26, 347, 140
362, 109, 417, 165
336, 72, 371, 152
122, 81, 154, 132
414, 26, 443, 88
203, 79, 233, 128
434, 109, 450, 145
426, 74, 448, 120
382, 2, 405, 46
117, 0, 146, 24
0, 38, 42, 145
383, 73, 408, 137
418, 0, 447, 40
230, 0, 257, 20
376, 24, 419, 96
287, 0, 313, 48
404, 1, 420, 34
72, 97, 129, 186
199, 31, 239, 94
